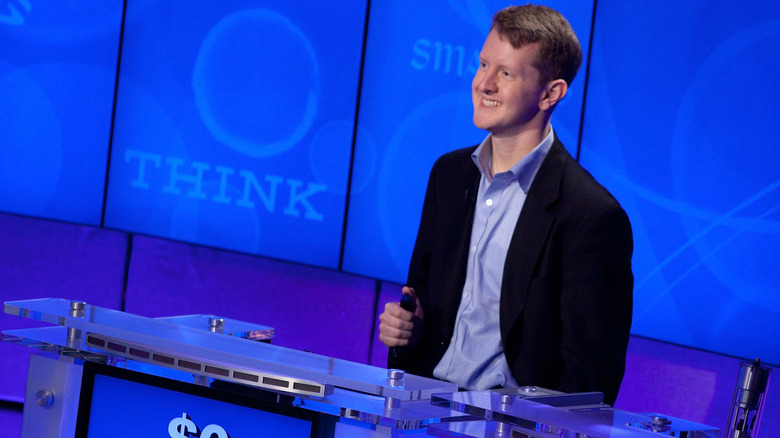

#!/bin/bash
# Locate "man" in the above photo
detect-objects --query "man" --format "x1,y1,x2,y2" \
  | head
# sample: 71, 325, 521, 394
378, 4, 633, 405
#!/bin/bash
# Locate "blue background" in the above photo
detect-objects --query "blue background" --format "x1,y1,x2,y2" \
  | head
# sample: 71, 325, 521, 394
0, 1, 122, 224
580, 1, 780, 363
1, 0, 778, 367
104, 1, 367, 268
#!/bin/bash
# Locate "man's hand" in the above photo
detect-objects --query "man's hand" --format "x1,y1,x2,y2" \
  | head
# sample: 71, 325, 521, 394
379, 286, 424, 348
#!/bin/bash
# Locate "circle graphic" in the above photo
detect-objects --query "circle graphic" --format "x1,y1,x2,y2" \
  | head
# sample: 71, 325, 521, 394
193, 9, 319, 158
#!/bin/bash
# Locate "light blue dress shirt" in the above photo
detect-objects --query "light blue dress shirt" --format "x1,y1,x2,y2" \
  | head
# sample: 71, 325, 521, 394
432, 129, 554, 389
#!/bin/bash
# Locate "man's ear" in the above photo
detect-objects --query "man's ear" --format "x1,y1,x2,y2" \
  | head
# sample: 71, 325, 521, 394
539, 79, 568, 110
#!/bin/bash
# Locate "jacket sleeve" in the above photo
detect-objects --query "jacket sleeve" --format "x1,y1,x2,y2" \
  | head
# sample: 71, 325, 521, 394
558, 202, 634, 405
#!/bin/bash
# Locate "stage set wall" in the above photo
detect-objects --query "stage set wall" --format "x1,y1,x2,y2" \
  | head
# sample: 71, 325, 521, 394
0, 212, 778, 436
2, 1, 779, 436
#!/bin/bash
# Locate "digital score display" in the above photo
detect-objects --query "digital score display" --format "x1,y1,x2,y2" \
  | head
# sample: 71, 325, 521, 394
75, 362, 330, 438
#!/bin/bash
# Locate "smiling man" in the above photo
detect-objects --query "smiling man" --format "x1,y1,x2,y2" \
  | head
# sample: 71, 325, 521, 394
378, 4, 634, 405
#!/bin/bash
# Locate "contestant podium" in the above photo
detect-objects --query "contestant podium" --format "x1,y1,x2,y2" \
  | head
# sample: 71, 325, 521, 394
2, 298, 721, 437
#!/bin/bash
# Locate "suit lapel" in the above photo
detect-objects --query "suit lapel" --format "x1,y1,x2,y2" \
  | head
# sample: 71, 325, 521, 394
499, 138, 568, 336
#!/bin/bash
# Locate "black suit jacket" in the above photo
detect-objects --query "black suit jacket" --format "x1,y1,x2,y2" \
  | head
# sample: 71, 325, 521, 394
396, 135, 633, 405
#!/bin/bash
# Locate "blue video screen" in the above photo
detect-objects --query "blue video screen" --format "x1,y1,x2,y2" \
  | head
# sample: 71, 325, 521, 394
103, 1, 367, 268
0, 2, 123, 225
579, 1, 780, 364
341, 0, 594, 282
76, 364, 317, 437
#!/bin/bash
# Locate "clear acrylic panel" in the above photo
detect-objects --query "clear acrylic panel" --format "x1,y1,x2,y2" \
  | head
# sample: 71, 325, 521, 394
2, 297, 458, 402
431, 390, 721, 437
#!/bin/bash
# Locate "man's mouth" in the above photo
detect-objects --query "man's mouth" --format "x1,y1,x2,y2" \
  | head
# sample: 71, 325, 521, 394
482, 98, 501, 108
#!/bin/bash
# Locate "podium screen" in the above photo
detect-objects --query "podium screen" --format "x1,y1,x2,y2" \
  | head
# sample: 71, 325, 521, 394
75, 362, 331, 438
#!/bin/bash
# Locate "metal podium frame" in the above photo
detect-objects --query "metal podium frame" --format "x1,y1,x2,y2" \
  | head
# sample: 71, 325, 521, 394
2, 297, 721, 437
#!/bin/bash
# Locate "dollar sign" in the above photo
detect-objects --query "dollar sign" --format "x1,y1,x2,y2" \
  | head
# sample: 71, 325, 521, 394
168, 412, 200, 438
201, 424, 229, 438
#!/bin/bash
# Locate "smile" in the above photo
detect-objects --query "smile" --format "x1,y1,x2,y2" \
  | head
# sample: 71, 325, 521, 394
482, 98, 501, 108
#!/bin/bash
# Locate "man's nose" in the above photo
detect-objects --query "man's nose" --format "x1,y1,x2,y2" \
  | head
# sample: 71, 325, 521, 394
477, 70, 498, 93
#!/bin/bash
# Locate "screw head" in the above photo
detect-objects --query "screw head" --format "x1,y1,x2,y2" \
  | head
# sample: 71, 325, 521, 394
35, 390, 54, 407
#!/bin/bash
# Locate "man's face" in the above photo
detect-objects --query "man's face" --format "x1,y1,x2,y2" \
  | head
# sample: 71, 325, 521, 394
472, 30, 546, 138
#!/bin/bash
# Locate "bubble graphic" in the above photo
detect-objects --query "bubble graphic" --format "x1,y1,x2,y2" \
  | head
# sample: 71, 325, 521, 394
193, 9, 319, 158
104, 76, 187, 231
0, 68, 62, 214
446, 0, 492, 31
0, 2, 121, 42
309, 120, 375, 194
377, 92, 482, 277
643, 20, 780, 320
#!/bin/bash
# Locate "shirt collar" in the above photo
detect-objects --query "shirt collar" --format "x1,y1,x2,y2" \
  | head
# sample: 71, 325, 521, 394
471, 128, 555, 193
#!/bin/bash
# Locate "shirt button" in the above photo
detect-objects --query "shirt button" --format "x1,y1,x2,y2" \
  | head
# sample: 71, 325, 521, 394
486, 199, 493, 206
